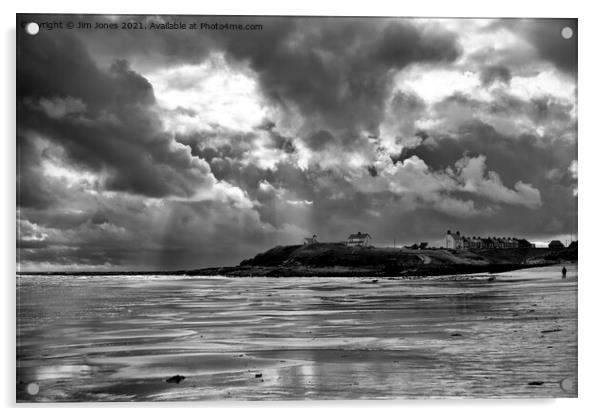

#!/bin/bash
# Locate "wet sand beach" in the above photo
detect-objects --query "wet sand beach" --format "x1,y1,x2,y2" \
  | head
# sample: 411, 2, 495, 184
16, 264, 577, 401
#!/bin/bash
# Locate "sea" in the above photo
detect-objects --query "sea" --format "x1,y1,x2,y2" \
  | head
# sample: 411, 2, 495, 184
16, 264, 577, 401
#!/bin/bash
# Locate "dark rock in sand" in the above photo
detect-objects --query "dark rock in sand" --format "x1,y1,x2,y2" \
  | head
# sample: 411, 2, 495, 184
541, 328, 562, 334
528, 381, 544, 386
255, 373, 262, 378
166, 375, 186, 384
451, 333, 463, 337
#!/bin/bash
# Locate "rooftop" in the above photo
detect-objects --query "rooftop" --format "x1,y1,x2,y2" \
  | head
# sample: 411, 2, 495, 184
348, 232, 371, 239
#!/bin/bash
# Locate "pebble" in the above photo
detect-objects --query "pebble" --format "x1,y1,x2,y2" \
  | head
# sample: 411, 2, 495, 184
165, 375, 186, 384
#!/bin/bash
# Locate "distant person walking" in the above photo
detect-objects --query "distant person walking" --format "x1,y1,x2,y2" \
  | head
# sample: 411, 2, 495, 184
562, 266, 567, 279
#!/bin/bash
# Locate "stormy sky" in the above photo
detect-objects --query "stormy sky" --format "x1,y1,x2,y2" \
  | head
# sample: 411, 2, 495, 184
17, 15, 577, 271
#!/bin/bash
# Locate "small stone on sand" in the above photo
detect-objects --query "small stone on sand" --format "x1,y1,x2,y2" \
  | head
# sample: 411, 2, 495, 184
165, 375, 186, 384
541, 328, 562, 334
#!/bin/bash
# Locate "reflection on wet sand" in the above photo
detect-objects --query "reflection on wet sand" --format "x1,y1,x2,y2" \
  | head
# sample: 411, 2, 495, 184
17, 264, 577, 401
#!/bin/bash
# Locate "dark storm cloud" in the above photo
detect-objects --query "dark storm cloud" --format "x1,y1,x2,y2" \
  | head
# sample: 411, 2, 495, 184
480, 65, 512, 86
17, 135, 58, 209
16, 16, 578, 270
17, 31, 214, 202
433, 92, 482, 113
269, 130, 296, 154
174, 129, 255, 177
427, 89, 575, 142
399, 120, 574, 185
256, 121, 296, 154
390, 91, 427, 112
220, 18, 461, 134
20, 16, 463, 177
396, 120, 576, 237
306, 130, 337, 151
524, 19, 577, 73
59, 15, 460, 134
488, 18, 577, 74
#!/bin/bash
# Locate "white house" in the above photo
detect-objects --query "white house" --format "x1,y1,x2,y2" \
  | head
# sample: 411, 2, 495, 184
304, 234, 318, 245
346, 232, 372, 247
445, 230, 464, 249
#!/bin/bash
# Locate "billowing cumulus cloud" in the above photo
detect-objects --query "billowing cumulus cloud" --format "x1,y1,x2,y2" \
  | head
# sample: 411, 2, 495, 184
452, 155, 541, 208
17, 15, 577, 270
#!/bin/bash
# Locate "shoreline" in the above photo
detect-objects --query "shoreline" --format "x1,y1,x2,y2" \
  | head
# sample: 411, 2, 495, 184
184, 262, 549, 278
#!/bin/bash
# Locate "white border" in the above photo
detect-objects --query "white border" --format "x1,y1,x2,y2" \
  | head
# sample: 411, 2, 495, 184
2, 1, 599, 415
